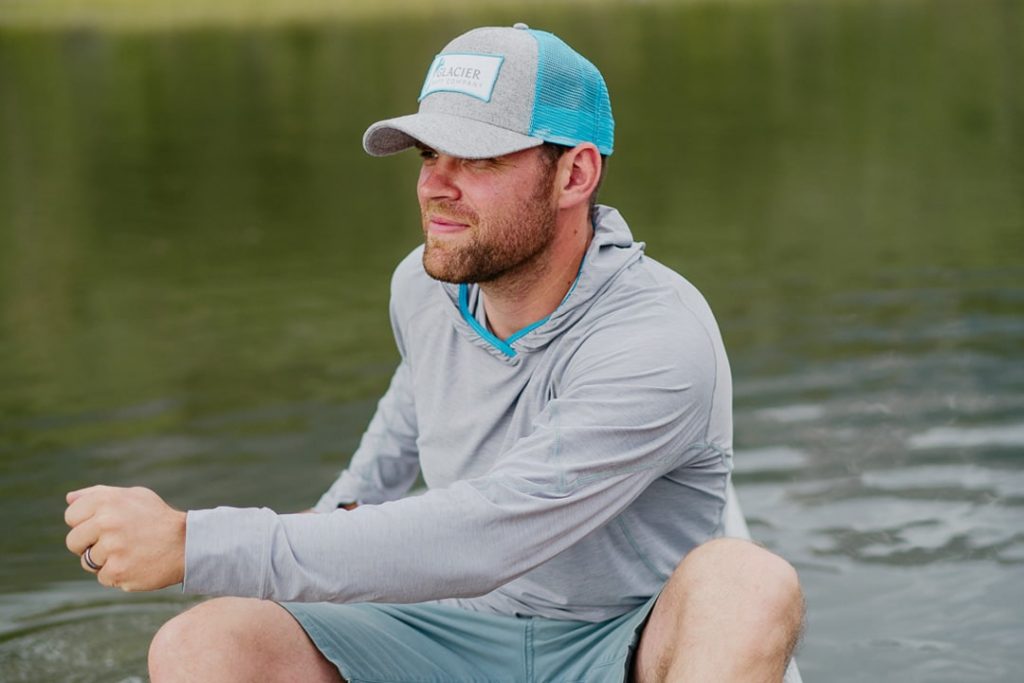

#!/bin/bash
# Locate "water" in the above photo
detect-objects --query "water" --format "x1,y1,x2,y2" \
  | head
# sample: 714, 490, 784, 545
1, 1, 1022, 680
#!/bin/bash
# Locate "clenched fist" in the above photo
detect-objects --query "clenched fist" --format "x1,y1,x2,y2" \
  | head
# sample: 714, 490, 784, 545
64, 485, 186, 592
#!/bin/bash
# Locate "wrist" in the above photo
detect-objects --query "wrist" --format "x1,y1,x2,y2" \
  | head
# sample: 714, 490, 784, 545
173, 509, 187, 585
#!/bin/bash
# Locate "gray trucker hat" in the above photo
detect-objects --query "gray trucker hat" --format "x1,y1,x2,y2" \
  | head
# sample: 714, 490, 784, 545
362, 23, 614, 159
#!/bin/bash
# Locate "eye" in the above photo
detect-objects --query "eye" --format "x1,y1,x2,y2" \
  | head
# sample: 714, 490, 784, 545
466, 156, 503, 170
418, 147, 438, 162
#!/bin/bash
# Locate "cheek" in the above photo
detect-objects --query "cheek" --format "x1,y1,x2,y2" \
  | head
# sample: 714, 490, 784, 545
416, 171, 429, 204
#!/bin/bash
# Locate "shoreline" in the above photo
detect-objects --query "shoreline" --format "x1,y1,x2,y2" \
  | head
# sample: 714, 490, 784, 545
0, 0, 889, 33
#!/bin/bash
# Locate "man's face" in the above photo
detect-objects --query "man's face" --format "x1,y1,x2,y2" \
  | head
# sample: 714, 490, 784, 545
416, 146, 559, 284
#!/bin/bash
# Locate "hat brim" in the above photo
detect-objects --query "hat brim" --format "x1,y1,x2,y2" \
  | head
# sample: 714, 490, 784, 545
363, 112, 544, 160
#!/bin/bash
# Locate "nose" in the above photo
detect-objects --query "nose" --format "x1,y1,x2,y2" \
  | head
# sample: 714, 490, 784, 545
417, 154, 461, 202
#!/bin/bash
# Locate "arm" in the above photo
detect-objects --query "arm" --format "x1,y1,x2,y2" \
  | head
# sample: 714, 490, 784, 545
183, 325, 720, 603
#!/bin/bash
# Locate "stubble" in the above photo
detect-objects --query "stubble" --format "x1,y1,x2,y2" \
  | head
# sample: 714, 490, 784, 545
421, 167, 558, 285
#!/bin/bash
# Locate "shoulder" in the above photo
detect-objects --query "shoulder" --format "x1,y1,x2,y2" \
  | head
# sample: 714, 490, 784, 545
566, 256, 725, 391
616, 255, 720, 334
592, 255, 722, 353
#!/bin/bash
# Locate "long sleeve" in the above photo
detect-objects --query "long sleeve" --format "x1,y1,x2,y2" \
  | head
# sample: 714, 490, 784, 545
182, 324, 720, 604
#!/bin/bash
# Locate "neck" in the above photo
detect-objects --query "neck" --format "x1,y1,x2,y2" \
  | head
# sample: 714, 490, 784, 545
480, 208, 593, 340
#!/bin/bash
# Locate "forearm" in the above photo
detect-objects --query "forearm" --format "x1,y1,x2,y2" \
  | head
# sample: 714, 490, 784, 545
184, 471, 654, 604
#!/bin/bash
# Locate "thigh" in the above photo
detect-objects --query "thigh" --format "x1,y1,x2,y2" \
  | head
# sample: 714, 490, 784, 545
282, 599, 661, 683
281, 602, 526, 683
531, 594, 660, 683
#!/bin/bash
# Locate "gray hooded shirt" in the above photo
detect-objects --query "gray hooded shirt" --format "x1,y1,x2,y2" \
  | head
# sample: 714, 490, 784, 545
183, 206, 733, 622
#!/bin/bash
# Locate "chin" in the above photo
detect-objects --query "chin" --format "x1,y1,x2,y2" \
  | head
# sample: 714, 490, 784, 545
422, 253, 467, 284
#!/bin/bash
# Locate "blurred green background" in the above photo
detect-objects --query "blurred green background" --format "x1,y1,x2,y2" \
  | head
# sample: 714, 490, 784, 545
1, 0, 1022, 681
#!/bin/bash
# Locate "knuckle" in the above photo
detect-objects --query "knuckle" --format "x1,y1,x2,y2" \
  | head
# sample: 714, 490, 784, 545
106, 565, 125, 586
94, 511, 117, 531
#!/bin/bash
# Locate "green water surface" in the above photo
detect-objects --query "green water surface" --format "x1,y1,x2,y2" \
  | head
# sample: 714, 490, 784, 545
1, 1, 1022, 681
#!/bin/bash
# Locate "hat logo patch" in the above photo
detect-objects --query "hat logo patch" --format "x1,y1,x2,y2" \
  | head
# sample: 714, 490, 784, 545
419, 53, 504, 103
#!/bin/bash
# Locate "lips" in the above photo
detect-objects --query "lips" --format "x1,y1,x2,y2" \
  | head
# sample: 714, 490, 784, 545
426, 214, 471, 234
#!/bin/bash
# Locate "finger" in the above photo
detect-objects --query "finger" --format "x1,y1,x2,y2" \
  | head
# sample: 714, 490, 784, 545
95, 555, 120, 589
64, 489, 110, 528
80, 547, 101, 575
66, 485, 113, 506
65, 518, 100, 556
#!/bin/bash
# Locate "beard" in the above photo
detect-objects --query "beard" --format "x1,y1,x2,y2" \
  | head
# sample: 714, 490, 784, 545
420, 172, 558, 285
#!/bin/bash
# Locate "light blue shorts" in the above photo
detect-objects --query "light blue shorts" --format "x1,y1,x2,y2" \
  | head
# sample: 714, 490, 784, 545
281, 594, 660, 683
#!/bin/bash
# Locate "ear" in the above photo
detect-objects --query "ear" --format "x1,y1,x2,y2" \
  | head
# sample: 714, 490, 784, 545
554, 143, 602, 212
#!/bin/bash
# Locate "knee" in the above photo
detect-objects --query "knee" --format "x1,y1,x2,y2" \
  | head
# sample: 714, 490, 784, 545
148, 597, 260, 683
675, 538, 804, 628
148, 603, 195, 682
149, 599, 226, 681
637, 540, 804, 678
150, 597, 340, 683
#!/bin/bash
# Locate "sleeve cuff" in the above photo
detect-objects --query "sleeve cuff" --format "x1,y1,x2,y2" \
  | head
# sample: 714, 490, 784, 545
183, 506, 277, 598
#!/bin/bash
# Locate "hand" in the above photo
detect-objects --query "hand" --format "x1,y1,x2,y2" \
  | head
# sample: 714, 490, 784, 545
64, 485, 186, 592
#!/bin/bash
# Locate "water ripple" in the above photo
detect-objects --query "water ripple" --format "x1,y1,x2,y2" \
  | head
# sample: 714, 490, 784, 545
0, 584, 192, 683
908, 423, 1024, 449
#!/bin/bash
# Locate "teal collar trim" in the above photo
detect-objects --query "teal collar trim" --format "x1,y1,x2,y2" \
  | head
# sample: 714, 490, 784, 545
456, 253, 588, 358
459, 284, 517, 357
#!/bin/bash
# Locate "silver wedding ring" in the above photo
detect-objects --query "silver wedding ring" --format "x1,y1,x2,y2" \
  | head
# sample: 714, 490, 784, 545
83, 545, 102, 571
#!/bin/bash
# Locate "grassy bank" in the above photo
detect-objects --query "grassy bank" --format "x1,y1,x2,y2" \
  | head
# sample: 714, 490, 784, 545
0, 0, 867, 32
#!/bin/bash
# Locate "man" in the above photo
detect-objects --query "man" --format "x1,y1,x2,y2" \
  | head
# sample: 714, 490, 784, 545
65, 24, 803, 682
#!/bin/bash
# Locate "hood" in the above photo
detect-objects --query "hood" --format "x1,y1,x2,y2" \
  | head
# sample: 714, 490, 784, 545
439, 205, 645, 362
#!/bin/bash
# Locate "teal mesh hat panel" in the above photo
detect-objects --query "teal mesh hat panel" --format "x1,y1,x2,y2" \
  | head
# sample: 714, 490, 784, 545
528, 29, 615, 156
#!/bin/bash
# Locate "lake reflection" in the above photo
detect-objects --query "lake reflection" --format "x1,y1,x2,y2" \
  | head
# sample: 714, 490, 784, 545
1, 1, 1022, 681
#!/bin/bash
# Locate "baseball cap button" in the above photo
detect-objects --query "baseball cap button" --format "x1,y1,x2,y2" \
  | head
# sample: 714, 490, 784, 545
513, 22, 529, 30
